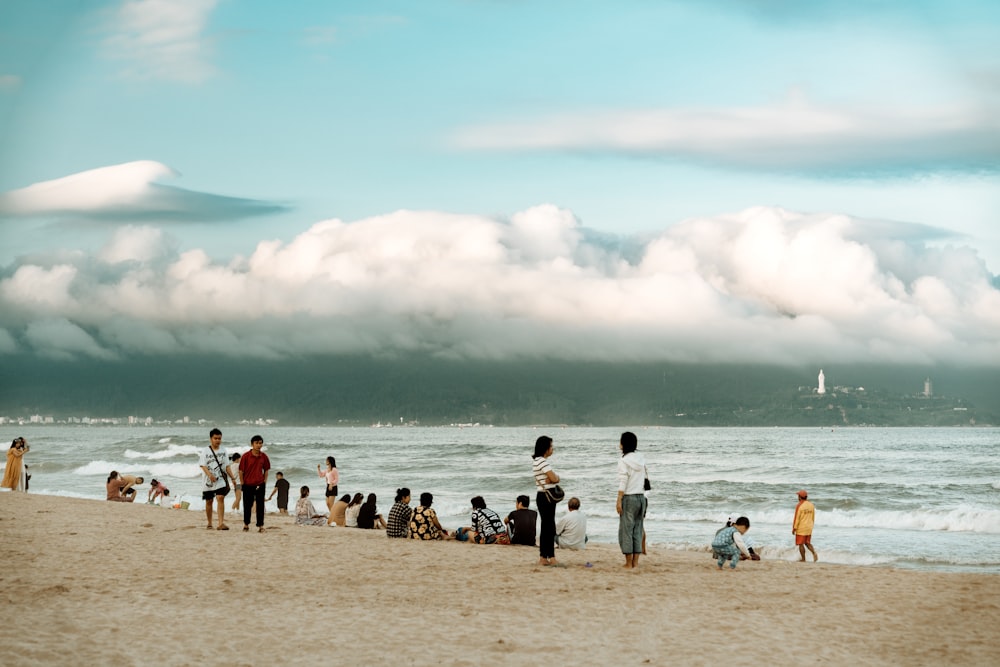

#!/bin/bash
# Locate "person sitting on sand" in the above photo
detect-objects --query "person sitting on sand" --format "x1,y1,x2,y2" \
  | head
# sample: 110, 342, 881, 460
409, 492, 450, 540
295, 486, 329, 526
328, 493, 351, 526
386, 487, 413, 538
555, 497, 588, 550
711, 516, 752, 569
469, 496, 510, 545
106, 471, 142, 502
356, 493, 386, 530
344, 492, 364, 527
504, 495, 538, 546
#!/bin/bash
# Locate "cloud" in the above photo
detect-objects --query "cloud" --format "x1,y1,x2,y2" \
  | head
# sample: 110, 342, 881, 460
453, 97, 1000, 175
103, 0, 219, 83
0, 161, 288, 222
1, 204, 997, 366
7, 205, 1000, 365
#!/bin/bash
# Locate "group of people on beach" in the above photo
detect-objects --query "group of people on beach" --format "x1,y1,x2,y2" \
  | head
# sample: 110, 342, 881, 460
89, 427, 818, 568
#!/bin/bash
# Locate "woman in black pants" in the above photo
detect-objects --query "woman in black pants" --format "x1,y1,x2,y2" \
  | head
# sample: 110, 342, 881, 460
532, 435, 561, 566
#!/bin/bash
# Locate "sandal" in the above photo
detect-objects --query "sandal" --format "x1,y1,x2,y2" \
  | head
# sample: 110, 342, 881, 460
206, 525, 214, 530
217, 525, 229, 531
258, 527, 266, 533
243, 525, 249, 532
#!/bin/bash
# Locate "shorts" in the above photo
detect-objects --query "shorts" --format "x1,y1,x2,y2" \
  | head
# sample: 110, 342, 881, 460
325, 485, 339, 498
202, 486, 230, 501
795, 534, 812, 546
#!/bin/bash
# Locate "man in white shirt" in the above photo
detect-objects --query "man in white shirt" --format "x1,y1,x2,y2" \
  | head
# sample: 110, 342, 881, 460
555, 497, 588, 550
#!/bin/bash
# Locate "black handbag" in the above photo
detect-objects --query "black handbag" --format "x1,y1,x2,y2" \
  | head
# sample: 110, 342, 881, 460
544, 484, 566, 503
643, 466, 651, 491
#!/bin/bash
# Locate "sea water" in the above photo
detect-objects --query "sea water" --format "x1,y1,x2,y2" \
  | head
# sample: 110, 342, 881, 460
5, 425, 999, 573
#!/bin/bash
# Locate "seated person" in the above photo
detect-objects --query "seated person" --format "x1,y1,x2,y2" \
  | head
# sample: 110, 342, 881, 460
504, 495, 538, 546
356, 493, 386, 530
344, 492, 364, 527
106, 471, 142, 502
410, 492, 451, 540
295, 486, 329, 526
469, 496, 510, 545
555, 497, 588, 550
328, 493, 351, 526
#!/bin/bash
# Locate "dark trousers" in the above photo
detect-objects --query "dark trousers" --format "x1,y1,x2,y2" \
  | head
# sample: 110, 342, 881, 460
243, 483, 266, 527
537, 491, 557, 559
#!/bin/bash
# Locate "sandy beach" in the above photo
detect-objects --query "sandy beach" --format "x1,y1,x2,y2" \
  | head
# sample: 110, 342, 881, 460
2, 491, 999, 667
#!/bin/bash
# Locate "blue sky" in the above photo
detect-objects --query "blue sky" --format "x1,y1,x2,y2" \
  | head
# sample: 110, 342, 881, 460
0, 0, 998, 366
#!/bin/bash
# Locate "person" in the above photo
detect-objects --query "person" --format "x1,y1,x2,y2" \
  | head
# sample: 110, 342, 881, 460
555, 497, 588, 551
386, 487, 413, 538
106, 471, 141, 502
199, 428, 231, 530
714, 517, 760, 561
295, 486, 329, 526
504, 495, 538, 546
158, 487, 173, 508
409, 492, 450, 540
328, 493, 351, 527
470, 496, 510, 545
317, 456, 339, 515
2, 437, 29, 492
616, 431, 647, 569
228, 453, 242, 515
712, 516, 752, 569
356, 493, 386, 530
239, 435, 271, 533
344, 492, 364, 527
532, 435, 560, 565
266, 471, 290, 515
793, 489, 819, 562
147, 479, 166, 504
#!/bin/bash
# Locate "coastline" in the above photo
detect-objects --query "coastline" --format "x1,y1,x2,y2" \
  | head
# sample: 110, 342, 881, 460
4, 491, 999, 666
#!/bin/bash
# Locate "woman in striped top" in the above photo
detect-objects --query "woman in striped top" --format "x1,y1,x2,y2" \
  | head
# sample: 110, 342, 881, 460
533, 435, 560, 566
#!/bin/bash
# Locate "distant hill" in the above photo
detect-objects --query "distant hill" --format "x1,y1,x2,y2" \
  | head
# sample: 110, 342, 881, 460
2, 355, 998, 426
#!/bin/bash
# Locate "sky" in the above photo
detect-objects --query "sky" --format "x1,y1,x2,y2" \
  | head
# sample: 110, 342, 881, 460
0, 0, 998, 369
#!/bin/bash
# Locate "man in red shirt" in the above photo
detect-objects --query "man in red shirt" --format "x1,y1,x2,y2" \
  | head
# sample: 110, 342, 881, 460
238, 435, 271, 533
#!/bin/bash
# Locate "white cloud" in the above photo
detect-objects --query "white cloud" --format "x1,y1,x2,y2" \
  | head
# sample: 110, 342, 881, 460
1, 205, 997, 366
104, 0, 219, 83
0, 161, 287, 221
453, 96, 1000, 174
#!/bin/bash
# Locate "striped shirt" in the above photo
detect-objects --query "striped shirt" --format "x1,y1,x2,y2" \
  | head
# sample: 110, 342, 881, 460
533, 456, 555, 490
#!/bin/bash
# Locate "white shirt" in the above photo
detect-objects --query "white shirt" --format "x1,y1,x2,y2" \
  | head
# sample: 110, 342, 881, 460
555, 510, 587, 550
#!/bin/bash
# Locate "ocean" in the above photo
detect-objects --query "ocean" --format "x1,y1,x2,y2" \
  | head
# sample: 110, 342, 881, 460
5, 425, 999, 573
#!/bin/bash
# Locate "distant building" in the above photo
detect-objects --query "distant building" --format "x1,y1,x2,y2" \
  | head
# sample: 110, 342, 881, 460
817, 369, 826, 395
923, 377, 933, 397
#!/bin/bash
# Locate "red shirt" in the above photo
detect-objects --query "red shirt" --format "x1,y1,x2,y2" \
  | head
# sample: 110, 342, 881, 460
238, 451, 271, 486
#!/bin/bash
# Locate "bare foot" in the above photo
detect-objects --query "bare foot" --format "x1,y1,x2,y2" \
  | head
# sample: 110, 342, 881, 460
813, 554, 819, 562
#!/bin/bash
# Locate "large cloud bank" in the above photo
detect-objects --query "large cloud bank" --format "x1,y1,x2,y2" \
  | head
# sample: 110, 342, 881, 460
1, 205, 998, 365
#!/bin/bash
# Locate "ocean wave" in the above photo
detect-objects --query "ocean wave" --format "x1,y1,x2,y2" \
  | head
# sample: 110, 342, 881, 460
124, 444, 202, 460
73, 459, 203, 478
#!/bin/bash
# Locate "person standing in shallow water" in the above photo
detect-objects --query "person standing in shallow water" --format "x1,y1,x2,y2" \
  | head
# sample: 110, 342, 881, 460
533, 435, 560, 566
616, 431, 647, 569
793, 489, 818, 562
